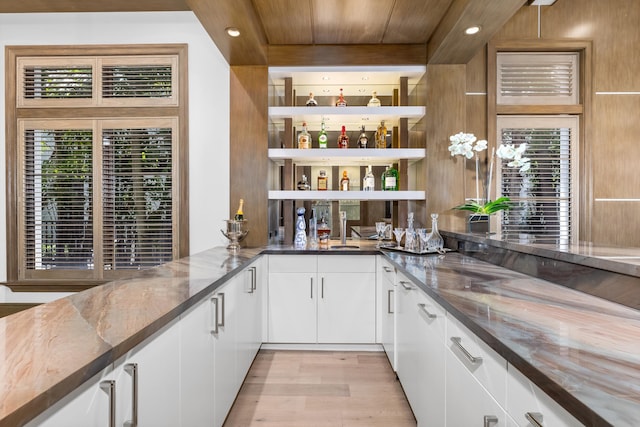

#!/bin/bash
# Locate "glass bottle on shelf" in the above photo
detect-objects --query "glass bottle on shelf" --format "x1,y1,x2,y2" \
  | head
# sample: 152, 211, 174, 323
367, 91, 381, 107
317, 170, 328, 191
318, 120, 328, 149
357, 125, 369, 148
297, 122, 311, 149
425, 213, 444, 252
297, 174, 311, 191
306, 92, 318, 107
337, 125, 349, 149
335, 88, 347, 107
376, 120, 387, 149
382, 165, 399, 191
340, 170, 350, 191
363, 166, 375, 191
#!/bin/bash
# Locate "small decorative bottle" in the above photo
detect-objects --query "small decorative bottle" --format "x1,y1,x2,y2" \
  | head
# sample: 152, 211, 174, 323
317, 170, 328, 191
382, 165, 399, 191
294, 207, 307, 249
337, 125, 349, 149
318, 120, 328, 149
306, 92, 318, 106
363, 166, 375, 191
376, 120, 387, 149
297, 174, 310, 191
335, 88, 347, 107
297, 122, 311, 149
357, 125, 369, 148
367, 91, 381, 107
340, 170, 350, 191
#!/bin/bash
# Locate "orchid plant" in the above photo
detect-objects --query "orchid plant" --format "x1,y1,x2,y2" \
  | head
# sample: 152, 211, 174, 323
448, 132, 531, 215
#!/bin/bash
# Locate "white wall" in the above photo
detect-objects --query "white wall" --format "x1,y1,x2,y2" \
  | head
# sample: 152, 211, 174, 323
0, 11, 231, 286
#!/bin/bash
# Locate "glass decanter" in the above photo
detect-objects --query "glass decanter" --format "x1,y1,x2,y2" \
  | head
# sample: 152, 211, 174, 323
425, 213, 444, 253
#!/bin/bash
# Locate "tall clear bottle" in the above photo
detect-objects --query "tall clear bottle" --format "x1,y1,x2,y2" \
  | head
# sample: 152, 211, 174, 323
363, 166, 375, 191
318, 120, 328, 148
297, 122, 311, 149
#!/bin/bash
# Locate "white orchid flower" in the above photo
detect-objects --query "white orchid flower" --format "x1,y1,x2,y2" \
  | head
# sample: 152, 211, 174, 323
474, 139, 488, 152
496, 143, 516, 160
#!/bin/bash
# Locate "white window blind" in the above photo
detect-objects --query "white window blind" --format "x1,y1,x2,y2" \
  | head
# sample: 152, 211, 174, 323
497, 116, 579, 243
497, 53, 579, 105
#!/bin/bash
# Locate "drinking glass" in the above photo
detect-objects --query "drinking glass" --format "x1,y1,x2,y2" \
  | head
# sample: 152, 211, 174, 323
393, 227, 405, 249
375, 221, 391, 247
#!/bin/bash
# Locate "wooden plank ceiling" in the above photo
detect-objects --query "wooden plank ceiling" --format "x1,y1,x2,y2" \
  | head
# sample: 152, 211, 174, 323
1, 0, 529, 65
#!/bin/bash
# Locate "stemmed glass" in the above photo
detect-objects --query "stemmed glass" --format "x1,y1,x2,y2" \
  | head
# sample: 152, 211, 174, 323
393, 227, 405, 249
375, 221, 391, 248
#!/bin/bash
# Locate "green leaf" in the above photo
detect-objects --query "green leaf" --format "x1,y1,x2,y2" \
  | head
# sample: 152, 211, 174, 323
452, 197, 512, 214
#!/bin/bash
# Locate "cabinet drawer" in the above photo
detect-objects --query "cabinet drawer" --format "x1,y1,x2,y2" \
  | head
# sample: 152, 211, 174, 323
415, 289, 446, 341
378, 257, 396, 284
317, 255, 375, 273
268, 255, 317, 273
446, 315, 507, 407
506, 365, 582, 427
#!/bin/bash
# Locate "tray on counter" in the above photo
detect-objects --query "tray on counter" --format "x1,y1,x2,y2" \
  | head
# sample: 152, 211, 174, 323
379, 244, 454, 255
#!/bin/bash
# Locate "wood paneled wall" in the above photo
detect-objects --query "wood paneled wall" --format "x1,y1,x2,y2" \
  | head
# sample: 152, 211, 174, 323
230, 66, 269, 247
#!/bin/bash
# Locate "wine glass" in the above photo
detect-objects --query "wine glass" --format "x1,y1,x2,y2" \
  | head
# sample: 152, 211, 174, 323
393, 227, 405, 249
416, 228, 427, 253
375, 221, 391, 247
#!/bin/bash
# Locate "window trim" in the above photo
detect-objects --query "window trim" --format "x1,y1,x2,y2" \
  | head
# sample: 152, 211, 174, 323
5, 44, 189, 287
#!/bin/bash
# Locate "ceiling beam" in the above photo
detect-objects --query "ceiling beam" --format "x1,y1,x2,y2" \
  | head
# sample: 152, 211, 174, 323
427, 0, 526, 64
185, 0, 268, 65
268, 44, 427, 67
0, 0, 190, 13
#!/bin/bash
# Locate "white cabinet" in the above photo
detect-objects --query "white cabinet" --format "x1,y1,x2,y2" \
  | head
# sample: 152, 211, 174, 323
506, 364, 583, 427
267, 255, 376, 344
395, 274, 446, 427
378, 256, 396, 369
236, 257, 264, 377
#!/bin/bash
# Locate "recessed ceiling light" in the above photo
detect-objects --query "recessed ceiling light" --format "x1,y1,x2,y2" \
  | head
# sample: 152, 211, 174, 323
362, 77, 369, 81
322, 76, 330, 81
465, 26, 481, 35
322, 89, 330, 93
225, 27, 241, 37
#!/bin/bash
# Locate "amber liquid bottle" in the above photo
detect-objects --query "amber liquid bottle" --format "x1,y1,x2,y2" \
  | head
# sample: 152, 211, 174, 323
340, 170, 350, 191
337, 125, 349, 149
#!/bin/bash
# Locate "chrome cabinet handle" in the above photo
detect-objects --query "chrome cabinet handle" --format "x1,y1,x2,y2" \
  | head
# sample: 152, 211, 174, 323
100, 380, 116, 427
251, 266, 257, 291
525, 412, 544, 426
218, 293, 225, 327
399, 280, 413, 290
383, 266, 393, 273
484, 415, 498, 427
387, 289, 394, 314
418, 303, 436, 319
247, 267, 255, 293
124, 363, 138, 427
450, 336, 483, 364
310, 277, 313, 299
211, 297, 219, 334
321, 277, 324, 299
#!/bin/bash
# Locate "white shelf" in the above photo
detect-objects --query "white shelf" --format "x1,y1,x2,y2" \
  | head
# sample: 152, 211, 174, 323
268, 106, 425, 130
268, 148, 425, 166
268, 190, 425, 201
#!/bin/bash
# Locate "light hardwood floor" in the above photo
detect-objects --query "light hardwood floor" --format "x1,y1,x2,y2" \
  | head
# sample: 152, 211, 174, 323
224, 350, 416, 427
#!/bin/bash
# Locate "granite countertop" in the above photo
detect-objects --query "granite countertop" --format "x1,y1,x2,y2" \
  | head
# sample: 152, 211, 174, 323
1, 240, 639, 426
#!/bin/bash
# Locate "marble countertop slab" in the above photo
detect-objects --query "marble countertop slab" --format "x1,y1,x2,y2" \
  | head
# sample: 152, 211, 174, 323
1, 242, 639, 427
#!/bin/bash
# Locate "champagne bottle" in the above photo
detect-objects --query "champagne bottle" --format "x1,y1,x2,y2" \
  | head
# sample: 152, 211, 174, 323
234, 199, 244, 220
337, 125, 349, 149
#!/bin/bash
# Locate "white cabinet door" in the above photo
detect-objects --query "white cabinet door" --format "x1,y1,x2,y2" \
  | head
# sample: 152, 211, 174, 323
317, 272, 376, 343
378, 259, 396, 369
414, 290, 446, 427
446, 348, 506, 427
506, 364, 583, 427
212, 278, 240, 427
237, 259, 263, 378
395, 276, 421, 413
26, 365, 115, 427
267, 272, 316, 343
179, 294, 216, 427
114, 318, 181, 427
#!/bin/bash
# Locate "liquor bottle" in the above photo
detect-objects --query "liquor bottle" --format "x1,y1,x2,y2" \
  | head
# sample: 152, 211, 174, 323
376, 120, 387, 149
382, 165, 399, 191
294, 207, 307, 249
317, 170, 328, 191
306, 92, 318, 106
297, 174, 311, 191
357, 125, 368, 148
234, 199, 244, 220
337, 125, 349, 149
335, 88, 347, 107
363, 166, 375, 191
367, 91, 381, 107
340, 170, 350, 191
318, 120, 328, 149
297, 122, 311, 149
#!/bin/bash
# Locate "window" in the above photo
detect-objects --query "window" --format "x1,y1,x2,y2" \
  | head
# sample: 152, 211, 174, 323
6, 45, 188, 285
497, 116, 579, 244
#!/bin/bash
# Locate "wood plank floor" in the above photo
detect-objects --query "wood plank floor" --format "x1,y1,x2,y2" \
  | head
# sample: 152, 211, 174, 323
224, 350, 416, 427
